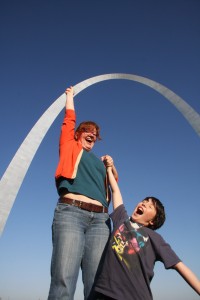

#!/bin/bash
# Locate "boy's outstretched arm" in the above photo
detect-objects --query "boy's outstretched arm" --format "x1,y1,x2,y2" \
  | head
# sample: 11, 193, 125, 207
174, 261, 200, 295
107, 166, 123, 210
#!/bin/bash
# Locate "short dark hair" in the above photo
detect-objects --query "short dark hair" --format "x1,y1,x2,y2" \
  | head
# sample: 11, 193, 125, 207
144, 196, 166, 230
75, 121, 101, 140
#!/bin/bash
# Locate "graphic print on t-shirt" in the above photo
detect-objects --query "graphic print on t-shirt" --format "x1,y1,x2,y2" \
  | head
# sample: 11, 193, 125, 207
112, 221, 149, 270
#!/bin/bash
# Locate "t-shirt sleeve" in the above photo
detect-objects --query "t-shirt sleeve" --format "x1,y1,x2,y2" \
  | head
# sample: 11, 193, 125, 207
150, 230, 182, 269
110, 204, 129, 229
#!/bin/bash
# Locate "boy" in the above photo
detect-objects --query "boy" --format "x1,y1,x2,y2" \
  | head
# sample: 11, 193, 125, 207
94, 164, 200, 300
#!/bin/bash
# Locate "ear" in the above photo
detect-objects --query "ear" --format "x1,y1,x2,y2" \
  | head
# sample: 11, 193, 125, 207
74, 133, 78, 140
149, 220, 154, 226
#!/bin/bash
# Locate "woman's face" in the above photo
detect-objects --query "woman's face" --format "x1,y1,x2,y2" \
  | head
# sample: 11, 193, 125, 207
78, 129, 97, 151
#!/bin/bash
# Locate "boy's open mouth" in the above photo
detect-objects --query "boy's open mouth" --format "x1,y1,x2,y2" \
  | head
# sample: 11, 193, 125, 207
136, 207, 144, 215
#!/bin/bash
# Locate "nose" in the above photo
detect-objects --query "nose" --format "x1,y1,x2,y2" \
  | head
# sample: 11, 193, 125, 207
89, 132, 97, 138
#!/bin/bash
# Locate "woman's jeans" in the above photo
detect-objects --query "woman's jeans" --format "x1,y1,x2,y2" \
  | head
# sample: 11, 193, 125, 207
47, 203, 111, 300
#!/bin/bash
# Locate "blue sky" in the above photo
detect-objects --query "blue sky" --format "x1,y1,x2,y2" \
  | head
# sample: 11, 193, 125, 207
0, 1, 200, 299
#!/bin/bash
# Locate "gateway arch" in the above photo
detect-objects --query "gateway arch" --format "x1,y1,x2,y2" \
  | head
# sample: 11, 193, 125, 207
0, 73, 200, 235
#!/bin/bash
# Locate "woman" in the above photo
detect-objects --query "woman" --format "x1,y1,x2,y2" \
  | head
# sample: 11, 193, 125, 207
48, 86, 118, 300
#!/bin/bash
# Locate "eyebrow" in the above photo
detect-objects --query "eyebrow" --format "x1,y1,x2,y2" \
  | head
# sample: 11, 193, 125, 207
143, 199, 156, 208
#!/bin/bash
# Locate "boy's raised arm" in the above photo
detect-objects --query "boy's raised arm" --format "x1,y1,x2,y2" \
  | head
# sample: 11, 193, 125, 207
107, 166, 123, 210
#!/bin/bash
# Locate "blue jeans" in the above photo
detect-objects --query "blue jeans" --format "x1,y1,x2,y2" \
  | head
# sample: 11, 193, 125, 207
48, 203, 111, 300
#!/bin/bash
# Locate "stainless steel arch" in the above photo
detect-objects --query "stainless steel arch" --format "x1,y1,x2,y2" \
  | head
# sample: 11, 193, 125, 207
0, 73, 200, 235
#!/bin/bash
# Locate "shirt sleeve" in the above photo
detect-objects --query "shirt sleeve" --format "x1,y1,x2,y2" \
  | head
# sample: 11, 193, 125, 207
59, 109, 76, 146
110, 204, 129, 229
149, 230, 182, 269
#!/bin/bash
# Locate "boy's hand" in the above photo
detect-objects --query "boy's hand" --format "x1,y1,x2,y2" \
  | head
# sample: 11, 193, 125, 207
101, 155, 114, 167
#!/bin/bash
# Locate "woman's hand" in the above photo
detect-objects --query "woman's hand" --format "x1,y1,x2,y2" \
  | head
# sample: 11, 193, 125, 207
65, 86, 74, 110
101, 155, 114, 167
101, 155, 118, 181
65, 86, 74, 97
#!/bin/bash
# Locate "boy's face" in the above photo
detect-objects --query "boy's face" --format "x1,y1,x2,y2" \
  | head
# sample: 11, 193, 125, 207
131, 198, 157, 227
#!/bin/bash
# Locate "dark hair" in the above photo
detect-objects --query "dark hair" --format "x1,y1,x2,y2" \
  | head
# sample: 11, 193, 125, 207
144, 196, 166, 230
75, 121, 101, 140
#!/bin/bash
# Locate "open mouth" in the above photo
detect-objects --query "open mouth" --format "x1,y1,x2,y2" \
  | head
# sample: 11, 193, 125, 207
136, 207, 143, 215
86, 137, 94, 143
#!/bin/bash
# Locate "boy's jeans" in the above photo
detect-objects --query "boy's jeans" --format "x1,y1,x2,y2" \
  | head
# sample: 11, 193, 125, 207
48, 203, 111, 300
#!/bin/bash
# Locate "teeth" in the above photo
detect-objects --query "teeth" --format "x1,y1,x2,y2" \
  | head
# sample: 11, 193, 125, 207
137, 207, 143, 215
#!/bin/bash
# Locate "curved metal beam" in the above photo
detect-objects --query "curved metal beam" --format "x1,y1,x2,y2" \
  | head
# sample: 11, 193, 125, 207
0, 73, 200, 235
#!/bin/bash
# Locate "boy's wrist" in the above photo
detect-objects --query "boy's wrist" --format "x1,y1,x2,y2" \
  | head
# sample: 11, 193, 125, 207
107, 166, 112, 171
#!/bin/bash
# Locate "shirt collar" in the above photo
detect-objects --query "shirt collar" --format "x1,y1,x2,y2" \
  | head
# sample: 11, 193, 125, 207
129, 217, 143, 229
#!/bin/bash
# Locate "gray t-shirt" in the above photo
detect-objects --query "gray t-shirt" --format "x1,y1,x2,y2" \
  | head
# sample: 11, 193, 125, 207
95, 204, 181, 300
